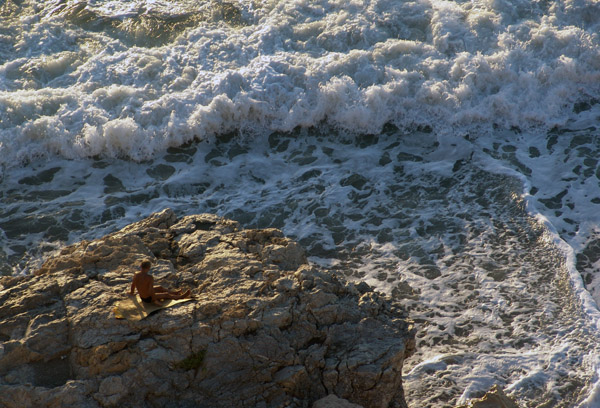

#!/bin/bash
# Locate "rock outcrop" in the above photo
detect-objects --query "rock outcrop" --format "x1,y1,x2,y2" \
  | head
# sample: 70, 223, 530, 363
456, 386, 520, 408
0, 209, 415, 408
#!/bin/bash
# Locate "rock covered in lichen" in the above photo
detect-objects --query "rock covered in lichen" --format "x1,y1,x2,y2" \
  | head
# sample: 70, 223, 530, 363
0, 209, 415, 408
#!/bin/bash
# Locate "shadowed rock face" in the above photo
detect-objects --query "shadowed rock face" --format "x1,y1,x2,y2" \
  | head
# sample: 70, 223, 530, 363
0, 209, 415, 408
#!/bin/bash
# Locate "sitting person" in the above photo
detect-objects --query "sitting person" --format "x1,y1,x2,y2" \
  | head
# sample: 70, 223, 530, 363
129, 260, 191, 304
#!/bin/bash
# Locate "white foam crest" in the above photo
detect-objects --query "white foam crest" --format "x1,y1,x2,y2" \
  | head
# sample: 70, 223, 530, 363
2, 0, 600, 167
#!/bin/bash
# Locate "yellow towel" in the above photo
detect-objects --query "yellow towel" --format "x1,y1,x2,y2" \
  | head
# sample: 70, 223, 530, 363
114, 295, 193, 321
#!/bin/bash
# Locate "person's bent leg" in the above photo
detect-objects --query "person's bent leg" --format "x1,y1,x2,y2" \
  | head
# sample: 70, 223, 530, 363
154, 290, 191, 301
155, 286, 184, 295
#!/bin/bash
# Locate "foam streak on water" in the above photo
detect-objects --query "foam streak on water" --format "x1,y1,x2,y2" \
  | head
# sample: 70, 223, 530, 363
3, 0, 600, 406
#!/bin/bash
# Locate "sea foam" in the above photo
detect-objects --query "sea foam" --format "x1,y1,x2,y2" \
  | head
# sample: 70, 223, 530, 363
2, 0, 600, 166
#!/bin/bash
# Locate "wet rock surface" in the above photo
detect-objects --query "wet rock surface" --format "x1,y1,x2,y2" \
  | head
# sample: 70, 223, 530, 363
0, 209, 415, 408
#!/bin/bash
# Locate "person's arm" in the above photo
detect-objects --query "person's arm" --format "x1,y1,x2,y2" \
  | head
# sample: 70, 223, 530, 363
129, 278, 136, 295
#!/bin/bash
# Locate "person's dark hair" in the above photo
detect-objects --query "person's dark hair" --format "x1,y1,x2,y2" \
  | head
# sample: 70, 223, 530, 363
140, 260, 152, 270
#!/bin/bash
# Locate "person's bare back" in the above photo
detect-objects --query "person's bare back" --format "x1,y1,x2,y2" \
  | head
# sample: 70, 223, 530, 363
131, 271, 154, 299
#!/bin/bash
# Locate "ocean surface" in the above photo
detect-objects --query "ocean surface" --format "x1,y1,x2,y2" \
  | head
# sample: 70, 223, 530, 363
3, 0, 600, 406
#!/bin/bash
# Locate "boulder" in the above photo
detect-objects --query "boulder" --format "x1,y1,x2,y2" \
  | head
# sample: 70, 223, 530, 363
0, 209, 415, 408
456, 386, 520, 408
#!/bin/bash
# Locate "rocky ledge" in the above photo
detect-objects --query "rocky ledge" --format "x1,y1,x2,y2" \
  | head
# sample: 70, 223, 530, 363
0, 209, 416, 408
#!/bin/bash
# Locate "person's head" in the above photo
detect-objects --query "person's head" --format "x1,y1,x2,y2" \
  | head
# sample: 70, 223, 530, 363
140, 260, 152, 273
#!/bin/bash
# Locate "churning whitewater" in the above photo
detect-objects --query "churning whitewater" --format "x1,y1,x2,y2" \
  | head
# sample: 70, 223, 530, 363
2, 0, 600, 163
3, 0, 600, 406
